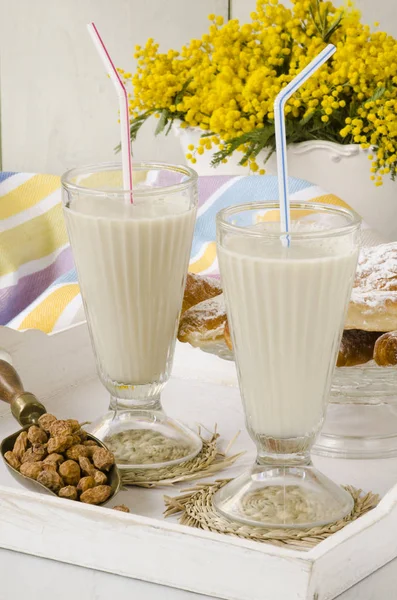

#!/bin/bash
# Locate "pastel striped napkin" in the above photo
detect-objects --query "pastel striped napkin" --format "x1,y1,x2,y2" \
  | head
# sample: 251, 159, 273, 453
0, 171, 371, 334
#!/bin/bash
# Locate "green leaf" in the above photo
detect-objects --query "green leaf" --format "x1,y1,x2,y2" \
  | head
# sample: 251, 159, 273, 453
263, 146, 276, 163
210, 126, 275, 168
309, 3, 323, 37
155, 110, 169, 135
174, 78, 193, 106
165, 118, 175, 135
324, 12, 343, 42
299, 110, 316, 127
114, 109, 154, 153
368, 86, 386, 103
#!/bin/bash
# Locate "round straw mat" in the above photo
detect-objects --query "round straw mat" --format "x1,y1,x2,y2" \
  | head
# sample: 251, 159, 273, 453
164, 479, 380, 550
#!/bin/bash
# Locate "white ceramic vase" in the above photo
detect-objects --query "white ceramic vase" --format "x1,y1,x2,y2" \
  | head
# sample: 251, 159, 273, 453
174, 125, 397, 240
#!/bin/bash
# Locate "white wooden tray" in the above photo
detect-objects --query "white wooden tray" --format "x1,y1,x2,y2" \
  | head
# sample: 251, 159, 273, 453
1, 322, 397, 600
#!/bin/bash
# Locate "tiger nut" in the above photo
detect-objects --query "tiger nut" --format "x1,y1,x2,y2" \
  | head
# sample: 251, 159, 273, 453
59, 460, 81, 486
93, 470, 108, 485
38, 413, 57, 433
66, 419, 81, 433
77, 476, 96, 494
4, 451, 21, 470
43, 453, 64, 467
27, 425, 47, 445
13, 431, 28, 460
83, 440, 98, 447
81, 441, 99, 458
37, 470, 64, 493
78, 456, 96, 476
80, 485, 112, 505
92, 447, 115, 472
70, 434, 83, 446
49, 420, 73, 437
20, 461, 44, 480
59, 486, 78, 501
113, 505, 130, 513
66, 444, 90, 461
76, 429, 88, 442
47, 433, 75, 454
21, 444, 47, 464
42, 463, 57, 472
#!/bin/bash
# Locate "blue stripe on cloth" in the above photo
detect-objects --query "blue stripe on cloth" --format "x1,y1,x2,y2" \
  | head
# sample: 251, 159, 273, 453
0, 172, 16, 183
191, 175, 311, 257
52, 268, 78, 285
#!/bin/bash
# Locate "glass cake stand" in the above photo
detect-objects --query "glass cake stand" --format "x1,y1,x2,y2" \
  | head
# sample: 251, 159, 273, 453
202, 343, 397, 459
313, 362, 397, 459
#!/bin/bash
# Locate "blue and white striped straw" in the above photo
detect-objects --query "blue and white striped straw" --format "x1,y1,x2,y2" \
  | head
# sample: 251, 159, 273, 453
274, 43, 336, 246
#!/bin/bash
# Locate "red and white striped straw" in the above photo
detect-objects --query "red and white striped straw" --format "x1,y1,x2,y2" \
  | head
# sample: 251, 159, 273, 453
87, 22, 133, 203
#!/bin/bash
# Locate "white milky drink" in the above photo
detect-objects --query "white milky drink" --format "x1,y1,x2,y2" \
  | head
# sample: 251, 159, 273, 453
219, 228, 359, 439
65, 195, 196, 385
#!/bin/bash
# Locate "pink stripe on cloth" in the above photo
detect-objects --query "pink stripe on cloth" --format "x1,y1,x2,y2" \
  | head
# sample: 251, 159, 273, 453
198, 176, 234, 207
150, 171, 234, 209
0, 247, 74, 325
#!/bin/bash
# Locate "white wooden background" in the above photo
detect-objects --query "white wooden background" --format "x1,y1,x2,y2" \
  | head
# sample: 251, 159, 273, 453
1, 0, 396, 175
0, 0, 228, 174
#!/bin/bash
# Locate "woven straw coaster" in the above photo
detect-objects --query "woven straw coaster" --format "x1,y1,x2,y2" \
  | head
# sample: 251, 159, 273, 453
121, 429, 244, 488
164, 479, 380, 550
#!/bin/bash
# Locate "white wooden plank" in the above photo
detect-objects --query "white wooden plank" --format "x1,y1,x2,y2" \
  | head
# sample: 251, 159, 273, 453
0, 485, 311, 600
0, 547, 212, 600
0, 549, 397, 600
1, 542, 397, 600
0, 0, 228, 174
308, 486, 397, 599
337, 558, 397, 599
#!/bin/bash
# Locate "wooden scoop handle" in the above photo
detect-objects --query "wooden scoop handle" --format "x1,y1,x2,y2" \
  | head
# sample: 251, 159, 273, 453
0, 359, 25, 403
0, 360, 47, 425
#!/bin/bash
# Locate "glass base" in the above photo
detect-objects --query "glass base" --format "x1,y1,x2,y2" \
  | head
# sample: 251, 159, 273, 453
313, 401, 397, 459
87, 408, 202, 471
213, 464, 354, 529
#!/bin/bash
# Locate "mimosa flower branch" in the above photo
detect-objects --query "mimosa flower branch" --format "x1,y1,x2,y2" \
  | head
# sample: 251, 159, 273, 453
120, 0, 397, 184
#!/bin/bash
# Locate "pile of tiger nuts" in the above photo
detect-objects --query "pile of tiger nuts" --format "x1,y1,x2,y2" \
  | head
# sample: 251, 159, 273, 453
4, 413, 115, 505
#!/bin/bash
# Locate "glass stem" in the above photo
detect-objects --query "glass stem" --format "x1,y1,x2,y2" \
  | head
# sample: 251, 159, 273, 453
256, 450, 312, 467
255, 434, 316, 467
109, 393, 163, 414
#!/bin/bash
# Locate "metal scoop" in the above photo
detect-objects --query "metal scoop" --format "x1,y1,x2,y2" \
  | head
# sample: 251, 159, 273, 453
0, 359, 121, 504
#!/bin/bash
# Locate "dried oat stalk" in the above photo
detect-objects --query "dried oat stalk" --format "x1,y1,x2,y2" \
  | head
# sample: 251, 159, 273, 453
164, 480, 380, 550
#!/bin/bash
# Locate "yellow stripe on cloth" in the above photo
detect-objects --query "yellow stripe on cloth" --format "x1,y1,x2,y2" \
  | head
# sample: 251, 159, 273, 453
189, 242, 217, 274
0, 204, 68, 276
312, 194, 351, 209
0, 174, 60, 220
257, 194, 352, 223
18, 284, 80, 333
